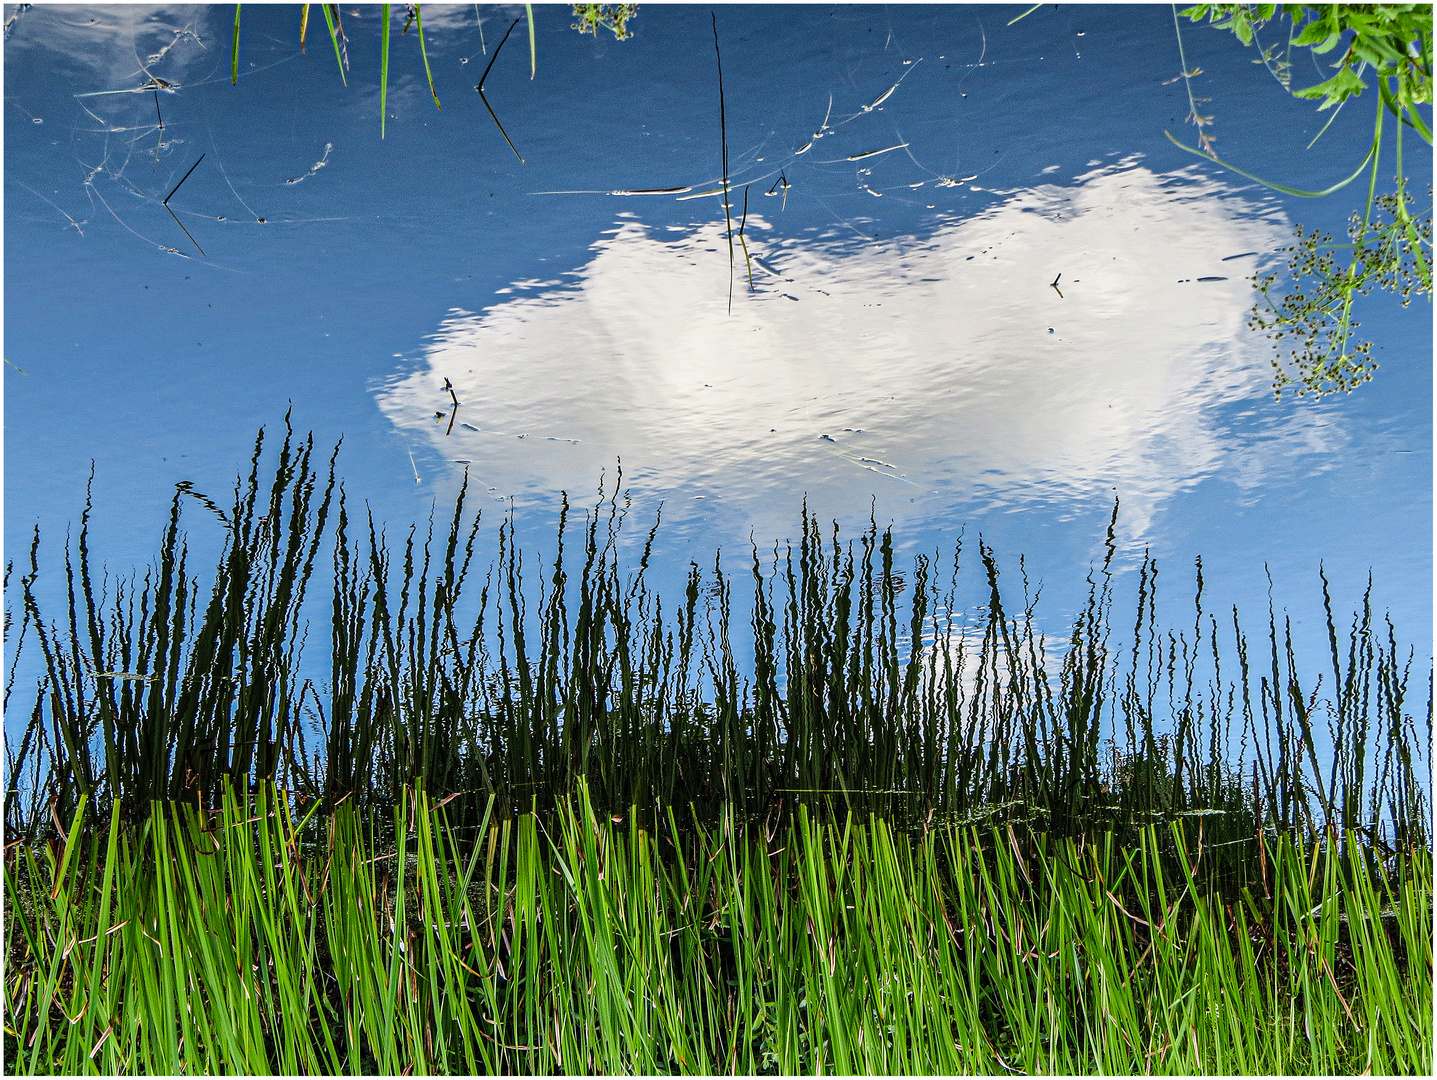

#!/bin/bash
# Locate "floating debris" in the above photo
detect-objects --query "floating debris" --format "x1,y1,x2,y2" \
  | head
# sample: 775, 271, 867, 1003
848, 142, 909, 161
608, 186, 693, 196
285, 142, 333, 184
863, 84, 898, 112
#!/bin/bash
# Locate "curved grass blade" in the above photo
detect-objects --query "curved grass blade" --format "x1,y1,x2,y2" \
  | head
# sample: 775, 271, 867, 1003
231, 5, 241, 86
1008, 3, 1042, 25
1164, 129, 1377, 197
414, 4, 441, 109
299, 4, 309, 53
322, 4, 348, 86
526, 3, 536, 78
476, 19, 525, 163
1305, 92, 1351, 149
381, 4, 390, 138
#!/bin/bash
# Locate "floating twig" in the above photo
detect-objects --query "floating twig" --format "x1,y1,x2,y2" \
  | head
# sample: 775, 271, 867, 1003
152, 90, 164, 165
443, 377, 460, 436
766, 171, 791, 211
713, 12, 735, 314
738, 185, 755, 292
476, 19, 525, 162
163, 153, 206, 256
847, 142, 909, 161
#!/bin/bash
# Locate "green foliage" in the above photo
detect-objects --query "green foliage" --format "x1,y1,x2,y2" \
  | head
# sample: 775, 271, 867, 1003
1171, 4, 1433, 398
1255, 186, 1433, 395
403, 4, 441, 111
1182, 3, 1432, 114
3, 784, 1431, 1073
572, 3, 640, 41
4, 425, 1432, 1071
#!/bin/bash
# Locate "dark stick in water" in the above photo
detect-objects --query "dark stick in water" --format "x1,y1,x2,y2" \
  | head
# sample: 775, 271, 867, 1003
162, 153, 206, 256
713, 12, 735, 314
476, 18, 525, 163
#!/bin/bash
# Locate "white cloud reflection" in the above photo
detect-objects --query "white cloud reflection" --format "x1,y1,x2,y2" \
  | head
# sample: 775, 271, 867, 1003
5, 5, 221, 90
377, 160, 1333, 546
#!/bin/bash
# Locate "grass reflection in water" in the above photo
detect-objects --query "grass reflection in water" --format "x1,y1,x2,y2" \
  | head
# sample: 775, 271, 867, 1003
4, 419, 1430, 1074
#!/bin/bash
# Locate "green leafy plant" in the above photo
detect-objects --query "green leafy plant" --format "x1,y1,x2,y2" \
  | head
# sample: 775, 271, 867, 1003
572, 3, 640, 41
1253, 186, 1433, 395
1168, 4, 1432, 397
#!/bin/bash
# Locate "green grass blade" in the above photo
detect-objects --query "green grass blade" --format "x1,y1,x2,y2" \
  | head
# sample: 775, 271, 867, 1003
526, 3, 536, 78
1164, 127, 1379, 197
415, 4, 441, 109
322, 3, 347, 86
380, 4, 390, 138
231, 5, 241, 85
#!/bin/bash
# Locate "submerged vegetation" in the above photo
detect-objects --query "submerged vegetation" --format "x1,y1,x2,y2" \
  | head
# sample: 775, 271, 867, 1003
3, 420, 1432, 1072
1171, 3, 1433, 397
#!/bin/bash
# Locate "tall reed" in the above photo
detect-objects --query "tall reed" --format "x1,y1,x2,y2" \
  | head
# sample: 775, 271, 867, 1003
4, 421, 1430, 860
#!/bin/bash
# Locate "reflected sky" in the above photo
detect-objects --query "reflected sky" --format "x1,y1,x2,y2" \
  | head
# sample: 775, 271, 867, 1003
379, 158, 1330, 548
4, 3, 1430, 685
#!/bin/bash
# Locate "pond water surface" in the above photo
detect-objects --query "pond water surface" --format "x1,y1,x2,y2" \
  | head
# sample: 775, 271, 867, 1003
5, 4, 1431, 722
